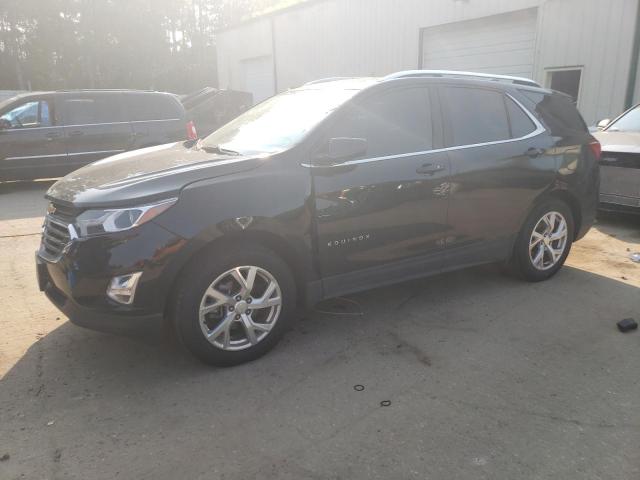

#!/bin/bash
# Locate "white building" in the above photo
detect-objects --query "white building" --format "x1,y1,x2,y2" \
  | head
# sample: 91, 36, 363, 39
216, 0, 640, 124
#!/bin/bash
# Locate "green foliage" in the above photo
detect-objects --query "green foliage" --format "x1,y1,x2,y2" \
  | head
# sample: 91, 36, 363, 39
0, 0, 291, 93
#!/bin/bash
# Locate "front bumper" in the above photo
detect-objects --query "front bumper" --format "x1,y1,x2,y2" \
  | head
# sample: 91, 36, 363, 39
38, 253, 164, 334
36, 220, 189, 335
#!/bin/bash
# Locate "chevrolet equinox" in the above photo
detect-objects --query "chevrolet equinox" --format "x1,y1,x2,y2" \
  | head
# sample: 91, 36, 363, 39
37, 71, 601, 366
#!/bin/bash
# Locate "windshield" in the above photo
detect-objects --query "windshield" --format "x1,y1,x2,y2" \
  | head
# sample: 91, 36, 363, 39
607, 105, 640, 132
201, 87, 360, 155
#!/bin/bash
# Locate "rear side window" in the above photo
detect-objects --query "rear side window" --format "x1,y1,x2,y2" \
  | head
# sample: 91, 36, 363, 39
127, 94, 181, 121
518, 90, 587, 135
327, 87, 433, 158
506, 97, 536, 138
443, 87, 510, 146
62, 95, 124, 125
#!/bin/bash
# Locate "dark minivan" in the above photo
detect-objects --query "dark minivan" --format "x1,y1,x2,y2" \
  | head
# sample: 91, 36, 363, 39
37, 71, 600, 366
0, 90, 195, 181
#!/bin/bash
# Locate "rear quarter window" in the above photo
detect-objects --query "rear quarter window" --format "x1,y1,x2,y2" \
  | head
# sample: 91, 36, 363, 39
127, 93, 182, 121
518, 90, 587, 135
505, 96, 537, 138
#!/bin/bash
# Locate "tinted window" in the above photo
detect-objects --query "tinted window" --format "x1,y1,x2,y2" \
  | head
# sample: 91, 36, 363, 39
63, 95, 124, 125
519, 90, 587, 134
327, 87, 433, 158
506, 97, 536, 138
127, 93, 181, 121
0, 100, 52, 128
444, 87, 510, 146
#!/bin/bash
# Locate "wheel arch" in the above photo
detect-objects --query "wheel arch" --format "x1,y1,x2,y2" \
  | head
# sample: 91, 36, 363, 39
163, 229, 312, 323
541, 189, 582, 240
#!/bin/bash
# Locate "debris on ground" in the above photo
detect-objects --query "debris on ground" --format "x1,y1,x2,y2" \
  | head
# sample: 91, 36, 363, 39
630, 253, 640, 263
0, 453, 9, 462
617, 318, 638, 333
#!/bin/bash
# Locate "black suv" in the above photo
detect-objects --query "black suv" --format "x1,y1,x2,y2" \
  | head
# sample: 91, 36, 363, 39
36, 71, 600, 366
0, 90, 194, 181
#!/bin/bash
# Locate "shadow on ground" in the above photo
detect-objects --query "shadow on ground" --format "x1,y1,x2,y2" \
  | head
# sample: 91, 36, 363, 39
2, 263, 639, 480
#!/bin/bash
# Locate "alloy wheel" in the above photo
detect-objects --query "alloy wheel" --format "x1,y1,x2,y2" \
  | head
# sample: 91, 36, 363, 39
199, 266, 282, 351
529, 211, 569, 271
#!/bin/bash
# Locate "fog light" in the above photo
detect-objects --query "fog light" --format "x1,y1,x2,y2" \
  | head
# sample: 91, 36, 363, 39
107, 272, 143, 305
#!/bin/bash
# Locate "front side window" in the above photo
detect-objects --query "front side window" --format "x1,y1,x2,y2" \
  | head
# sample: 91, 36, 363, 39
0, 100, 52, 129
63, 95, 123, 125
607, 105, 640, 133
325, 87, 433, 158
444, 87, 510, 147
201, 87, 361, 155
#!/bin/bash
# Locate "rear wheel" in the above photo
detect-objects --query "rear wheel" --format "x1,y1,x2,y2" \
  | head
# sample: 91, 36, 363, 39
512, 200, 574, 282
173, 244, 296, 366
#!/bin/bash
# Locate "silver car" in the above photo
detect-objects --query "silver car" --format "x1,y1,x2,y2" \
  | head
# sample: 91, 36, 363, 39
594, 104, 640, 211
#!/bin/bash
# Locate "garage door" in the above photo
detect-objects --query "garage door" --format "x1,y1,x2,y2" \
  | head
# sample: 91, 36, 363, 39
242, 56, 275, 104
421, 8, 538, 78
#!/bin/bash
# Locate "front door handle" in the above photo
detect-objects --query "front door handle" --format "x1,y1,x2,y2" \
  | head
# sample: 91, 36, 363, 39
416, 163, 445, 175
526, 147, 545, 158
69, 130, 84, 137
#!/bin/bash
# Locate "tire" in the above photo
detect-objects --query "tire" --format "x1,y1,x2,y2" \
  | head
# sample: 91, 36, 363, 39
173, 243, 296, 366
512, 199, 574, 282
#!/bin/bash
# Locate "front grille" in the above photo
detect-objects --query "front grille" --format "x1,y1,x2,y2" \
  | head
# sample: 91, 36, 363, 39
40, 202, 80, 261
41, 216, 72, 260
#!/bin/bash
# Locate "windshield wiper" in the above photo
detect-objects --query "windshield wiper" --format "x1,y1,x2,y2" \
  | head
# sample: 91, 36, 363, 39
199, 142, 240, 156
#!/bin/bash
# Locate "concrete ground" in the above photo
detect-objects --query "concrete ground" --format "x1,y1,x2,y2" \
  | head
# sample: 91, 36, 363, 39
0, 180, 639, 480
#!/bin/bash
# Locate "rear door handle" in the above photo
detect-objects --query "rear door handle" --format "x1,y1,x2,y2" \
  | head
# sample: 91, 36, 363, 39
526, 147, 545, 158
69, 130, 84, 137
416, 163, 445, 175
45, 132, 61, 141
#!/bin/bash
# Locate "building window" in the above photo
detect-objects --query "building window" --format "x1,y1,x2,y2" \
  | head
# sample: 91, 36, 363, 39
546, 67, 583, 104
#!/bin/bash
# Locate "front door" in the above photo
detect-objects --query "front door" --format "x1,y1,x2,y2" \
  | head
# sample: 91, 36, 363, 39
311, 85, 450, 296
59, 92, 133, 170
0, 98, 68, 180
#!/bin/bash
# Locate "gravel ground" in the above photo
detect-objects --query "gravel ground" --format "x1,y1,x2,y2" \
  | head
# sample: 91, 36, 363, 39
1, 180, 639, 480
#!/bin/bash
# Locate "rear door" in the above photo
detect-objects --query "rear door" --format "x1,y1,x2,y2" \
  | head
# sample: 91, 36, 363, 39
0, 96, 68, 180
312, 85, 451, 296
125, 93, 185, 147
60, 92, 133, 168
441, 85, 551, 267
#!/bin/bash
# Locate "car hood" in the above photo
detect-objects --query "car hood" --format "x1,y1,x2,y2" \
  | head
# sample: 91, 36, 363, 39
593, 130, 640, 153
46, 142, 267, 207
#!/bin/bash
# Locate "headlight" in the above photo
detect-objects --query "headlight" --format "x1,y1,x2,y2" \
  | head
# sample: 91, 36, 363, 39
74, 198, 177, 237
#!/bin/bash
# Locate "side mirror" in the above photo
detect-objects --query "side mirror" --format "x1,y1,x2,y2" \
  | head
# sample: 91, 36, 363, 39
597, 118, 611, 130
315, 137, 367, 165
0, 119, 11, 130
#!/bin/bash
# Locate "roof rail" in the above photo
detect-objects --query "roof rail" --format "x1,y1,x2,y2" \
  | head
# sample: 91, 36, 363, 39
304, 77, 357, 86
383, 70, 541, 87
55, 88, 156, 93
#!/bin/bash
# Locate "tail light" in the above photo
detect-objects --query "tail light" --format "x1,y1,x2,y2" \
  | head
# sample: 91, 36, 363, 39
186, 120, 198, 140
588, 140, 601, 161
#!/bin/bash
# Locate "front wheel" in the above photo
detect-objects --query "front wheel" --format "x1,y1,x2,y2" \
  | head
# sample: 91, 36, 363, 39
173, 244, 296, 366
512, 200, 574, 282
